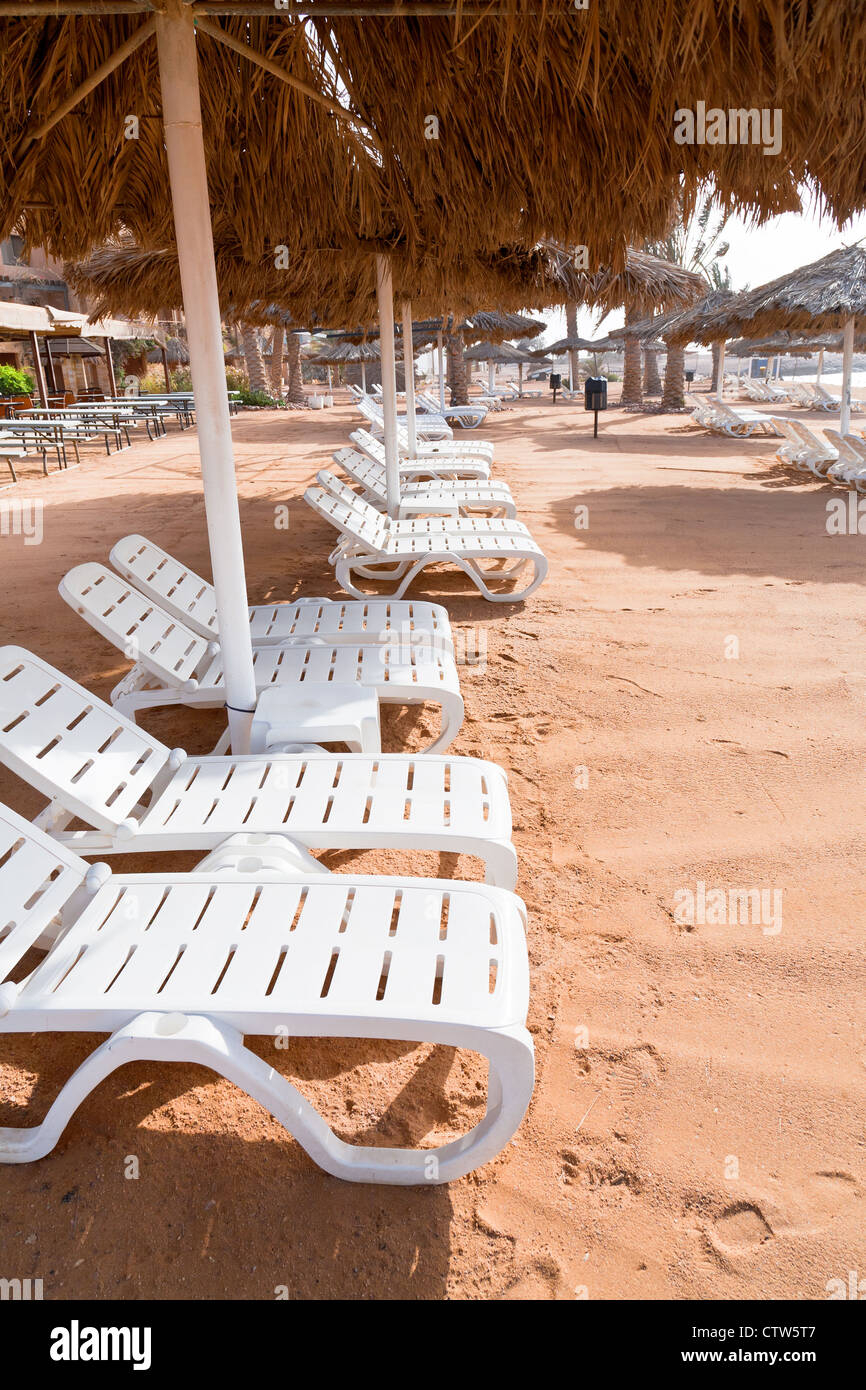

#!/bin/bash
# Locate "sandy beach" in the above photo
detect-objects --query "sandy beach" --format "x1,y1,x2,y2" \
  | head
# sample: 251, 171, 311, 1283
1, 392, 864, 1300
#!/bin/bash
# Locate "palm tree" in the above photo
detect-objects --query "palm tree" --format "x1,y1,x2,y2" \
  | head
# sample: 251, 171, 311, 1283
285, 331, 306, 405
648, 191, 734, 409
447, 329, 470, 405
268, 326, 284, 396
240, 323, 268, 395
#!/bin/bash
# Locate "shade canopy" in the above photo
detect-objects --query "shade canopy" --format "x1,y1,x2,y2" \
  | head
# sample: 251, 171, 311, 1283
8, 4, 866, 281
145, 334, 189, 364
542, 335, 599, 355
310, 338, 380, 363
693, 244, 866, 342
607, 289, 736, 345
464, 340, 535, 363
726, 331, 866, 357
38, 334, 102, 358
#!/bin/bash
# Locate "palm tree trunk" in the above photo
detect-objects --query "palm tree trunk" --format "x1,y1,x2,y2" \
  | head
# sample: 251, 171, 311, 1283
241, 324, 268, 395
620, 303, 643, 407
643, 350, 662, 395
447, 331, 469, 405
565, 301, 580, 387
268, 327, 284, 396
661, 340, 686, 411
285, 331, 305, 405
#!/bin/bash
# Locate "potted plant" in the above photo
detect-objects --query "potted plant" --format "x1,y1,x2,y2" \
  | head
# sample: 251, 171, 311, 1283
0, 363, 35, 416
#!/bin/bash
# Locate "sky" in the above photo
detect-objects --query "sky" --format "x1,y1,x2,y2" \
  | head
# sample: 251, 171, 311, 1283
543, 204, 866, 346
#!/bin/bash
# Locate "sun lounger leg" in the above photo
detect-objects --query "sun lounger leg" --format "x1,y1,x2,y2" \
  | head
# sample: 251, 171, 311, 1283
0, 1012, 533, 1183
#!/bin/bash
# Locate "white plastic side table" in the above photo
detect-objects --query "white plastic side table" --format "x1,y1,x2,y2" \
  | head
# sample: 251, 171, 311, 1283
249, 682, 381, 753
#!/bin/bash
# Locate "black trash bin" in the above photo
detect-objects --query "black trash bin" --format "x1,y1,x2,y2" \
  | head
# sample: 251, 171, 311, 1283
585, 376, 607, 436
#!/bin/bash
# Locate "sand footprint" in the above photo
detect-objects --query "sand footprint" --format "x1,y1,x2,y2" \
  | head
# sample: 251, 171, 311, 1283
707, 1201, 775, 1260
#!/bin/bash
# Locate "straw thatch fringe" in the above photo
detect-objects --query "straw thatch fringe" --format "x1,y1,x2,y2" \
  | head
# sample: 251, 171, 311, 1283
5, 4, 866, 276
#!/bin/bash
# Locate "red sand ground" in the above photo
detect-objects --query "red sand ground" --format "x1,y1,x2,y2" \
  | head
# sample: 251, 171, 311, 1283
0, 391, 864, 1300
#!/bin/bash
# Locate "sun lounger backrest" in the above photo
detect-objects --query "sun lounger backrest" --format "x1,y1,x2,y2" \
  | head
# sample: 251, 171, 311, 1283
0, 646, 170, 832
332, 449, 386, 496
59, 563, 210, 690
304, 485, 386, 549
0, 797, 88, 982
111, 535, 218, 640
349, 428, 389, 464
356, 397, 384, 425
314, 469, 388, 529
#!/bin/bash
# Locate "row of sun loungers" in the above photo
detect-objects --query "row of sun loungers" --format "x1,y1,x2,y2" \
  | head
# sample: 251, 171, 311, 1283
739, 378, 862, 411
770, 418, 866, 490
692, 400, 782, 437
302, 393, 548, 600
0, 396, 543, 1182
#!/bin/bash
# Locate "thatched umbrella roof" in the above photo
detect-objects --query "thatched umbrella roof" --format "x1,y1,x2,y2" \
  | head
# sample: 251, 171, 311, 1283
310, 338, 380, 363
606, 289, 737, 345
146, 334, 189, 365
553, 246, 707, 317
348, 311, 547, 346
727, 331, 866, 356
542, 334, 600, 355
463, 341, 534, 364
66, 238, 559, 332
6, 5, 866, 280
693, 244, 866, 341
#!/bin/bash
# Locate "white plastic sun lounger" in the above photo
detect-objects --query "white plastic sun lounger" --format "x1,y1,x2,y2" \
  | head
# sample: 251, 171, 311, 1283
305, 472, 547, 602
814, 383, 862, 412
58, 564, 464, 751
332, 447, 517, 518
356, 394, 453, 441
110, 534, 454, 653
824, 430, 866, 490
416, 392, 489, 429
692, 401, 780, 437
396, 422, 495, 464
0, 801, 533, 1181
769, 417, 837, 475
495, 381, 542, 400
350, 429, 493, 479
0, 647, 516, 885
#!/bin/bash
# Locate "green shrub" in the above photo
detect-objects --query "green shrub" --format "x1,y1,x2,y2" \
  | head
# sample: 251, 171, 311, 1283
171, 368, 193, 392
237, 387, 283, 408
0, 364, 35, 398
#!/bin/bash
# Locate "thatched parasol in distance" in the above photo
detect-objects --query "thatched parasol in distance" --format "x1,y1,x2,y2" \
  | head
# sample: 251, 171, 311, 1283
554, 245, 707, 408
310, 336, 380, 391
681, 245, 866, 426
605, 288, 735, 408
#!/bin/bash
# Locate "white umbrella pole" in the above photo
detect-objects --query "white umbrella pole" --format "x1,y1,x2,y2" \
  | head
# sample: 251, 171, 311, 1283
361, 360, 367, 393
401, 299, 417, 458
569, 353, 574, 391
437, 331, 446, 412
816, 348, 824, 387
488, 360, 495, 393
840, 316, 855, 435
375, 254, 400, 514
716, 341, 726, 402
156, 6, 256, 753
